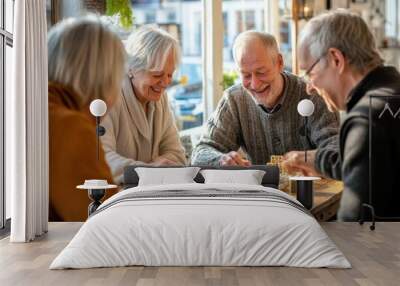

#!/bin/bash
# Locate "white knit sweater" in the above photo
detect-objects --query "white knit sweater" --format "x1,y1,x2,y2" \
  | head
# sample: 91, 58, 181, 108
101, 75, 186, 184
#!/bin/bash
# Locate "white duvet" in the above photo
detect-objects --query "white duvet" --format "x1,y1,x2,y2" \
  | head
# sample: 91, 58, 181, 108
50, 183, 351, 269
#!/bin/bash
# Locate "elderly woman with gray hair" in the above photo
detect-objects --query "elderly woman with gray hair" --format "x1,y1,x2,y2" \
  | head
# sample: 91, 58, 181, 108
101, 25, 186, 184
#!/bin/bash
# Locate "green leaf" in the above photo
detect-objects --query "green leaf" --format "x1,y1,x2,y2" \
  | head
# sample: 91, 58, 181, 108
106, 0, 134, 29
221, 71, 239, 90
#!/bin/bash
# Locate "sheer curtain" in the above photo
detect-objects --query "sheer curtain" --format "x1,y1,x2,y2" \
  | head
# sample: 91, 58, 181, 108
8, 0, 48, 242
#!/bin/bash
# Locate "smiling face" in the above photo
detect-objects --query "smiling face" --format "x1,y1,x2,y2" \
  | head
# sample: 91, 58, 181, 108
236, 38, 284, 108
298, 48, 347, 112
131, 51, 176, 104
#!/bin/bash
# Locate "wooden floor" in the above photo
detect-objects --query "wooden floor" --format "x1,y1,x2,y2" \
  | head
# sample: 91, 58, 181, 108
1, 222, 400, 286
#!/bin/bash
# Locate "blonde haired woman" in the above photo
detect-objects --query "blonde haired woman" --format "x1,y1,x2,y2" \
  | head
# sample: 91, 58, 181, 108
101, 25, 186, 184
48, 16, 125, 221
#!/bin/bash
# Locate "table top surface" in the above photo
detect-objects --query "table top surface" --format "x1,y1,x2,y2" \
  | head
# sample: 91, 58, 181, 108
286, 179, 343, 219
311, 179, 343, 212
1, 222, 399, 286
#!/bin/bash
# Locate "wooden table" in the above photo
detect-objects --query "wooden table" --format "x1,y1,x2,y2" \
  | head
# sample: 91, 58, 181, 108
1, 222, 399, 286
286, 179, 343, 222
311, 179, 343, 221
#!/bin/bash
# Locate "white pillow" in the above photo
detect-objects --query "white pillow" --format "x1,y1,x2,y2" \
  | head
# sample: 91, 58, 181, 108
135, 167, 200, 186
200, 169, 265, 185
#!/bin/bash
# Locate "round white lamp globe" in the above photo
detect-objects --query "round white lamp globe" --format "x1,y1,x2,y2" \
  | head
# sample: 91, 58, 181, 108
297, 99, 315, 117
89, 99, 107, 117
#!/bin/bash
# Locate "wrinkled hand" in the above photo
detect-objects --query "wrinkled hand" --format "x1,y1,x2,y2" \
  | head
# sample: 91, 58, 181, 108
150, 157, 178, 167
219, 151, 251, 166
282, 150, 321, 177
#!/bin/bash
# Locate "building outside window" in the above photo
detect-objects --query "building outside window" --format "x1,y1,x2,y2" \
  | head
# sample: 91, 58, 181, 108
132, 0, 204, 130
44, 0, 299, 132
223, 11, 229, 48
223, 0, 265, 76
278, 0, 292, 72
47, 0, 205, 131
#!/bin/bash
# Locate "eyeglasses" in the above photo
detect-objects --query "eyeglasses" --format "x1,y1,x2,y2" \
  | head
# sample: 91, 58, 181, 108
300, 56, 323, 84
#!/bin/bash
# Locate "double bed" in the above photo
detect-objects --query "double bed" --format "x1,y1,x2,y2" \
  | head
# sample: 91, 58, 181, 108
50, 165, 350, 269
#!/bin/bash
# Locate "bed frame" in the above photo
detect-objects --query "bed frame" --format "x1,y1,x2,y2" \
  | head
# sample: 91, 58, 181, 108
123, 165, 280, 189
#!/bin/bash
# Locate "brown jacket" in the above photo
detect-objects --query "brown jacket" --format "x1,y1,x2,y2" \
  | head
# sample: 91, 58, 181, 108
49, 82, 117, 221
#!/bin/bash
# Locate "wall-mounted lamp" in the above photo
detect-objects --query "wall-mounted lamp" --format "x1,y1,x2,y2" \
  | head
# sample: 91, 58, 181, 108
297, 99, 315, 162
297, 0, 314, 20
89, 99, 107, 160
77, 99, 115, 217
291, 99, 317, 210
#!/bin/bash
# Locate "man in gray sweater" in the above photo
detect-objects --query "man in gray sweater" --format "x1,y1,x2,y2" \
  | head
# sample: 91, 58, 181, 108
191, 31, 340, 177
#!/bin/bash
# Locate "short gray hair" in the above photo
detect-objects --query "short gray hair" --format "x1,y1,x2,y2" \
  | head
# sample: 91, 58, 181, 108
232, 30, 280, 63
299, 9, 383, 72
48, 15, 126, 104
125, 25, 181, 72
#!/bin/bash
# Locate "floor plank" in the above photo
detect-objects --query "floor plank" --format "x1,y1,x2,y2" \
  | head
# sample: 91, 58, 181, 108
1, 222, 400, 286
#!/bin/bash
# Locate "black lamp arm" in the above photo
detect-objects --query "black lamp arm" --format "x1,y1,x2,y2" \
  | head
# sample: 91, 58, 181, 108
305, 116, 308, 163
95, 116, 106, 160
